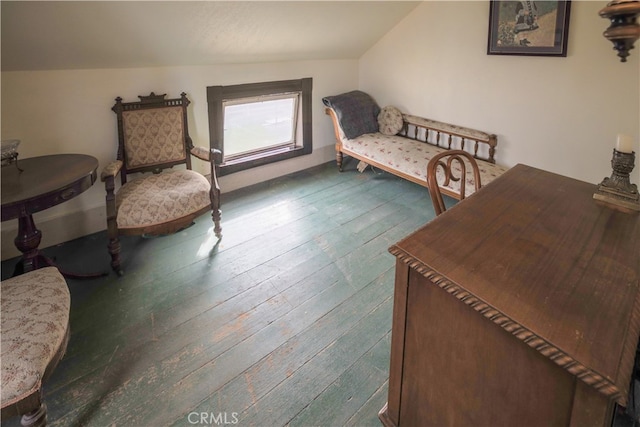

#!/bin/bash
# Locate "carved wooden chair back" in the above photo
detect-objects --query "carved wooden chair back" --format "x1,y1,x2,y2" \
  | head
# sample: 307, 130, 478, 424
427, 150, 482, 216
113, 92, 193, 184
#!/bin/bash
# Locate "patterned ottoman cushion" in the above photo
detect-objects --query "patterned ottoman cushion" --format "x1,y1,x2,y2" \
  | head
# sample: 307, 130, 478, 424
1, 267, 70, 407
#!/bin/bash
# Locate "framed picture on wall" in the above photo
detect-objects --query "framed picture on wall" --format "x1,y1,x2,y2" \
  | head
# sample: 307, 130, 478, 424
487, 1, 571, 57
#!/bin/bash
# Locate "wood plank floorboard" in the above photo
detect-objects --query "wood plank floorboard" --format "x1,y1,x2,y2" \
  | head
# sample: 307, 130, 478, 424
1, 161, 435, 427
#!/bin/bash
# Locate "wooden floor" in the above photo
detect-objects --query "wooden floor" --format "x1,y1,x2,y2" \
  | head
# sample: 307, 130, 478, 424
1, 160, 440, 427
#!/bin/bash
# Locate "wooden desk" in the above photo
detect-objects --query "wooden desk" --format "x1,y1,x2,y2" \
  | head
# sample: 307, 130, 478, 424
1, 154, 99, 277
380, 164, 640, 427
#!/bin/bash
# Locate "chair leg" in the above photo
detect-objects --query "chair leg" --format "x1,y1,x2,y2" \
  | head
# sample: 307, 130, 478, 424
104, 175, 123, 275
336, 151, 344, 172
20, 403, 46, 427
212, 208, 222, 239
108, 237, 123, 276
210, 159, 223, 239
211, 188, 222, 239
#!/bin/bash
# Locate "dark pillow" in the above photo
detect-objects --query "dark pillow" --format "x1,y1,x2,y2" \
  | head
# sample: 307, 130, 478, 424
322, 90, 380, 139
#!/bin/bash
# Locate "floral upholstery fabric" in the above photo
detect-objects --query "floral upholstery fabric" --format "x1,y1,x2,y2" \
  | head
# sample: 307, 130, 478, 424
101, 160, 123, 180
190, 146, 211, 162
122, 106, 187, 168
343, 133, 509, 197
378, 106, 404, 136
1, 267, 70, 407
116, 169, 211, 229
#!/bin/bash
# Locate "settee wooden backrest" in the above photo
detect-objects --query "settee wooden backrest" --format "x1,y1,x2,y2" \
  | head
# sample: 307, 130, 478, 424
399, 114, 498, 164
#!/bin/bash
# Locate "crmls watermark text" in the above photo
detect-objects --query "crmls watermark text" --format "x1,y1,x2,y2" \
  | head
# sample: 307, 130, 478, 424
187, 412, 239, 425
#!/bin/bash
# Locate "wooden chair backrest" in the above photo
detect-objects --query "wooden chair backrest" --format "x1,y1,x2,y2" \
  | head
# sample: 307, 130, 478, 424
112, 92, 193, 185
427, 150, 482, 216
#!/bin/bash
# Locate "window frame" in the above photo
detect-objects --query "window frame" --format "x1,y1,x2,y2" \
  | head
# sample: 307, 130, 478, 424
207, 78, 313, 176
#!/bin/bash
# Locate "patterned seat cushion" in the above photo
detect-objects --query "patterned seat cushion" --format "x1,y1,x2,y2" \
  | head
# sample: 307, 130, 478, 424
343, 133, 509, 197
1, 267, 70, 408
116, 169, 211, 230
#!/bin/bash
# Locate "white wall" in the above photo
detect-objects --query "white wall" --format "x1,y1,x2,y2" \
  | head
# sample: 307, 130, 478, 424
1, 60, 358, 259
359, 1, 639, 186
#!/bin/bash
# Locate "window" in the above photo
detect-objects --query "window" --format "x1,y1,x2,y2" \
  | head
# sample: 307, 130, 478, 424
207, 78, 312, 176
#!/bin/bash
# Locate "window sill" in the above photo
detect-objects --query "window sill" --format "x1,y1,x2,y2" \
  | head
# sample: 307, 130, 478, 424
219, 145, 311, 176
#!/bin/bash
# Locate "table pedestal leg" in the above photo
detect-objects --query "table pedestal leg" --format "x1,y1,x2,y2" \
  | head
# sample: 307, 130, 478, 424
12, 213, 107, 279
14, 214, 42, 274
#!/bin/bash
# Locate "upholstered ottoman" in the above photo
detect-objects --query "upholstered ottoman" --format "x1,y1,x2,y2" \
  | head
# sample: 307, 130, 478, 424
1, 267, 70, 426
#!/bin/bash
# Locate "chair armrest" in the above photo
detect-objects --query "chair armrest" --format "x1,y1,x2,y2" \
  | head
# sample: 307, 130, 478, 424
100, 160, 123, 182
191, 146, 222, 164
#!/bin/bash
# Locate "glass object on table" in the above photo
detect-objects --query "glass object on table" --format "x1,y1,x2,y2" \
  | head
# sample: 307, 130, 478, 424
1, 139, 22, 170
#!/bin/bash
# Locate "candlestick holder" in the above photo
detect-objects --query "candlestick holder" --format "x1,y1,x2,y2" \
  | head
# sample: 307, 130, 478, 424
593, 149, 640, 212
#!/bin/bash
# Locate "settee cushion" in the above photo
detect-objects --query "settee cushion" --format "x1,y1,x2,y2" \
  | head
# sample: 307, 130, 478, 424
343, 133, 509, 197
378, 106, 404, 136
322, 91, 380, 139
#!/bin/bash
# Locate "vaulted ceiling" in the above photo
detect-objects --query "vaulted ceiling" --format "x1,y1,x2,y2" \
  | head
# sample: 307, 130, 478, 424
1, 1, 421, 72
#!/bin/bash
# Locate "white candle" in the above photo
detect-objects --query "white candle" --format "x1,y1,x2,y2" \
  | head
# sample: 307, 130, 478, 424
615, 134, 634, 153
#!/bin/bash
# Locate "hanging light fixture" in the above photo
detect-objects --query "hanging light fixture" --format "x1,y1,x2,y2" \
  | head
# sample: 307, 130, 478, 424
599, 0, 640, 62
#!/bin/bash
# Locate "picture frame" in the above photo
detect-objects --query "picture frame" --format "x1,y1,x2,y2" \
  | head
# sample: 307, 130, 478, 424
487, 1, 572, 57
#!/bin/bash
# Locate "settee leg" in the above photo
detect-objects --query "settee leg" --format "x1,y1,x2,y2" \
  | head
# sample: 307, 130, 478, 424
336, 151, 343, 172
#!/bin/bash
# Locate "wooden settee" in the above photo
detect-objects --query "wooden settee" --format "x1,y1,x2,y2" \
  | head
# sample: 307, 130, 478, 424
323, 91, 509, 200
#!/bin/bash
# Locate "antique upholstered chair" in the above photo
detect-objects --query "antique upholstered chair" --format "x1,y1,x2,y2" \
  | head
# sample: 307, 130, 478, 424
101, 92, 222, 275
1, 267, 71, 427
426, 150, 482, 216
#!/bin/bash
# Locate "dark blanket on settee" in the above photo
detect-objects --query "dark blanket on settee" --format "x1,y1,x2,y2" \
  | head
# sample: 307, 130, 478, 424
322, 90, 380, 139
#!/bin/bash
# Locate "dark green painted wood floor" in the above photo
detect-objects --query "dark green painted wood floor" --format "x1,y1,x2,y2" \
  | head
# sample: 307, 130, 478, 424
1, 161, 439, 427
